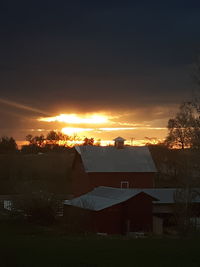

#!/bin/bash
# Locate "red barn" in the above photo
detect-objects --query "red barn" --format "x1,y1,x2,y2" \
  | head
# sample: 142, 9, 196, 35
64, 186, 158, 234
71, 137, 157, 197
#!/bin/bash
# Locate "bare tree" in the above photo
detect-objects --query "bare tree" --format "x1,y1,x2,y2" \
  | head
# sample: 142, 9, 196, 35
165, 102, 195, 149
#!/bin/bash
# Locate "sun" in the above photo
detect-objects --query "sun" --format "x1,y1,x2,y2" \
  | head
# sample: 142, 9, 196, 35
38, 113, 109, 124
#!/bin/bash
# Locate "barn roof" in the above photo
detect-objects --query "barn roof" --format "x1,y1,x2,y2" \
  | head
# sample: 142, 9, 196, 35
143, 188, 176, 204
64, 187, 200, 211
64, 186, 158, 211
75, 145, 157, 173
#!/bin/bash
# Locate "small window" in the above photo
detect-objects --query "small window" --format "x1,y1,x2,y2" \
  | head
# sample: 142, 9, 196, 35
121, 181, 129, 188
4, 200, 12, 211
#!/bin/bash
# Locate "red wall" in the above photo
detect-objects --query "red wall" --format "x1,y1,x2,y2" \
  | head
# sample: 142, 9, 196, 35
93, 193, 153, 234
64, 194, 154, 235
93, 204, 122, 234
71, 154, 155, 196
71, 153, 90, 197
89, 172, 154, 190
122, 193, 153, 232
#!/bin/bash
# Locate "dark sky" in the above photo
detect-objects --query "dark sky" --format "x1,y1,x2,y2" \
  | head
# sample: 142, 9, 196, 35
1, 0, 200, 140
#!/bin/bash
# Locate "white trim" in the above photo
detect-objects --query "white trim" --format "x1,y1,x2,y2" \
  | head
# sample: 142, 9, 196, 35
121, 181, 129, 188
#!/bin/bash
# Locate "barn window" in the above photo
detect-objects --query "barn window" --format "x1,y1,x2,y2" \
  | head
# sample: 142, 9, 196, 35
121, 181, 129, 188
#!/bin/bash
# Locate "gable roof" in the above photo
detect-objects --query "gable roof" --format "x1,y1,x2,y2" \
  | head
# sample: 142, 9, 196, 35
75, 145, 157, 173
64, 186, 200, 211
64, 187, 200, 211
64, 186, 158, 211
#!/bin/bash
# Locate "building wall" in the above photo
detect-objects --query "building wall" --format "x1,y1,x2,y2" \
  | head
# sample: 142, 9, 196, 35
64, 194, 154, 235
71, 154, 90, 197
153, 216, 163, 235
89, 172, 154, 191
93, 205, 122, 234
122, 193, 153, 233
71, 153, 155, 196
153, 204, 174, 214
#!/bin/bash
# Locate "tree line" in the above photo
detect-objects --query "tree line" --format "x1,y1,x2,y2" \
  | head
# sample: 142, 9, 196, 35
0, 131, 97, 154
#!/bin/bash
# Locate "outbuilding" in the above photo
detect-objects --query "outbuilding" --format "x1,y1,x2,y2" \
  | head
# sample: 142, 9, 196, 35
64, 186, 158, 234
64, 187, 200, 235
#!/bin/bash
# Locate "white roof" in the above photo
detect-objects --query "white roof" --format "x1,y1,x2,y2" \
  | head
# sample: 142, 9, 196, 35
64, 186, 157, 211
143, 188, 176, 204
64, 187, 200, 211
75, 145, 157, 173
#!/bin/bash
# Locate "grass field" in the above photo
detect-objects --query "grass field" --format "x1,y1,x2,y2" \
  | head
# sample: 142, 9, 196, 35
0, 222, 200, 267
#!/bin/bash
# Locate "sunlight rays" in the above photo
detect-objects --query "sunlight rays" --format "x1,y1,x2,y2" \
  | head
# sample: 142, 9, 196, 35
38, 114, 109, 124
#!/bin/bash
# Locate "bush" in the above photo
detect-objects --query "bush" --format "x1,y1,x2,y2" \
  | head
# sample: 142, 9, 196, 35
16, 192, 60, 225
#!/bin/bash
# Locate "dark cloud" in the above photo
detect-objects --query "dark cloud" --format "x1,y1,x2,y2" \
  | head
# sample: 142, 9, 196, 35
0, 0, 200, 139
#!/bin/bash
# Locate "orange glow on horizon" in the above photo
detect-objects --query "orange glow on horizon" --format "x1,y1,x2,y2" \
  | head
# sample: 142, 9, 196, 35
38, 113, 110, 124
61, 127, 93, 135
16, 138, 163, 149
37, 112, 167, 145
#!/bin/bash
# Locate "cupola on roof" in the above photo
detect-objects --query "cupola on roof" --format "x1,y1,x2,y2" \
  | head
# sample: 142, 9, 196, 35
113, 136, 126, 142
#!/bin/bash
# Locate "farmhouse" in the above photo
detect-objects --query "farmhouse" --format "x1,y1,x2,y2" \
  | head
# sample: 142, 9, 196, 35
71, 137, 157, 197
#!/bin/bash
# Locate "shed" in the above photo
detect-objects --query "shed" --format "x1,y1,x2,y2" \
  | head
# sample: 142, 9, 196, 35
64, 186, 158, 234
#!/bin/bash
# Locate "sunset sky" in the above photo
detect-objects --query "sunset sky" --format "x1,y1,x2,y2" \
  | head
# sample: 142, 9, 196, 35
1, 1, 200, 144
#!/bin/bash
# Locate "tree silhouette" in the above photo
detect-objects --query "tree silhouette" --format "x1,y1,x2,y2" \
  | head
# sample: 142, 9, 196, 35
0, 136, 18, 153
165, 103, 195, 149
23, 131, 71, 153
83, 137, 94, 146
26, 134, 45, 147
46, 131, 60, 144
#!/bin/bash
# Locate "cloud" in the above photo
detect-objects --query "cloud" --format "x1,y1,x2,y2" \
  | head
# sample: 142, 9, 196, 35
0, 65, 15, 72
0, 1, 198, 141
0, 98, 51, 116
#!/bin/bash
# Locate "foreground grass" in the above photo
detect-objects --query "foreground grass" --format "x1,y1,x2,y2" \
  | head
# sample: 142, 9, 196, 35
0, 222, 200, 267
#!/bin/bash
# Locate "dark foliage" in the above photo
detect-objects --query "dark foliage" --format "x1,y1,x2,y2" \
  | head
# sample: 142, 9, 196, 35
0, 136, 18, 154
83, 137, 94, 146
16, 191, 60, 225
